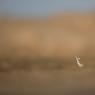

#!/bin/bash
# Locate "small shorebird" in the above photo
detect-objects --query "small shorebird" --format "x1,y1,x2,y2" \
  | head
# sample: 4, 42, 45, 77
75, 56, 84, 67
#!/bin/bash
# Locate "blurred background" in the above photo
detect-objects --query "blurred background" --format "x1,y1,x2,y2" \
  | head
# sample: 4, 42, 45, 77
0, 0, 95, 95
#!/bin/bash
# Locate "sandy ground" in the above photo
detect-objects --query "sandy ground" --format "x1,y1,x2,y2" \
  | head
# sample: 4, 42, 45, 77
0, 58, 95, 95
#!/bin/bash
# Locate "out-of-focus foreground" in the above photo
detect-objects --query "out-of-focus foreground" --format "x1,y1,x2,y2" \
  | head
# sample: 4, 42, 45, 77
0, 12, 95, 95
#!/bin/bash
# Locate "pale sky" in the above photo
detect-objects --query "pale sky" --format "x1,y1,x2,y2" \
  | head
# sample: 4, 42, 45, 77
0, 0, 95, 17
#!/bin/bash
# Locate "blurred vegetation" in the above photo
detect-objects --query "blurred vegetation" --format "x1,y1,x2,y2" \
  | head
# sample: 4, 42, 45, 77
0, 12, 95, 71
